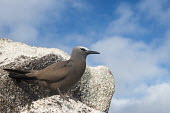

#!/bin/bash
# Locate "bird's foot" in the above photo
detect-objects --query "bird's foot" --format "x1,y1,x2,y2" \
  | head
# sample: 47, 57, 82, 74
57, 88, 70, 102
61, 95, 70, 102
67, 94, 80, 102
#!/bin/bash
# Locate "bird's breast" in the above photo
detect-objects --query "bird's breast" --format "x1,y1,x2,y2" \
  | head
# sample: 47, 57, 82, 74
73, 60, 86, 76
55, 59, 86, 90
63, 61, 86, 87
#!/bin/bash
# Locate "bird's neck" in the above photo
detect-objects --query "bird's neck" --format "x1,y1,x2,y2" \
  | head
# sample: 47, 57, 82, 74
70, 55, 86, 67
70, 55, 85, 62
70, 56, 86, 76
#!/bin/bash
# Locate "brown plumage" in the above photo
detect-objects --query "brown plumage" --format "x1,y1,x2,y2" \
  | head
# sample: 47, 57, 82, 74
4, 46, 100, 95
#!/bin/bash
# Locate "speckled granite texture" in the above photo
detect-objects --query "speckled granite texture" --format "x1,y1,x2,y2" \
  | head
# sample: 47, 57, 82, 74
21, 95, 102, 113
0, 38, 115, 113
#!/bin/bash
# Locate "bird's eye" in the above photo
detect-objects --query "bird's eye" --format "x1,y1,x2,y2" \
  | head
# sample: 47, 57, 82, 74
80, 48, 86, 51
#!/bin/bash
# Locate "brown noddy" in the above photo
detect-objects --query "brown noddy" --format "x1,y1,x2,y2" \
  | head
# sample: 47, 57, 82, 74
4, 46, 100, 99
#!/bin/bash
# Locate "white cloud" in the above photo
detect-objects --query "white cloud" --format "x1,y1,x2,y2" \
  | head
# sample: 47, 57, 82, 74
109, 83, 170, 113
8, 25, 38, 42
139, 0, 170, 26
0, 0, 62, 26
90, 0, 170, 100
91, 36, 169, 97
106, 4, 146, 36
91, 2, 170, 107
156, 30, 170, 64
0, 0, 89, 43
68, 0, 91, 11
0, 0, 64, 42
91, 1, 170, 112
63, 33, 93, 46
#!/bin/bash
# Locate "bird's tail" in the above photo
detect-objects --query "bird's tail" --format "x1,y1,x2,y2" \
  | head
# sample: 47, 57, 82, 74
3, 68, 37, 80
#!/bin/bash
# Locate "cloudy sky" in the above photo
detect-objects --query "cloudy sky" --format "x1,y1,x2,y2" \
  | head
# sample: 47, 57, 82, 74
0, 0, 170, 113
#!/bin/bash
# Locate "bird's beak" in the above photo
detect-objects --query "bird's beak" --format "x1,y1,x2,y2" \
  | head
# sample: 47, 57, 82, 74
87, 50, 100, 54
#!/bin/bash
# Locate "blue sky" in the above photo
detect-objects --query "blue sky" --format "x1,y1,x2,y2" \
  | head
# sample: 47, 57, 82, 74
0, 0, 170, 113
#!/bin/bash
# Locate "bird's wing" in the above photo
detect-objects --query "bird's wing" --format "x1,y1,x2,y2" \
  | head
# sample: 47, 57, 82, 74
29, 60, 73, 82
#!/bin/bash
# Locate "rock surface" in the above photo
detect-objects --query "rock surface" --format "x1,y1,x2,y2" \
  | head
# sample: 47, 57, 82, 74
0, 38, 115, 113
21, 95, 102, 113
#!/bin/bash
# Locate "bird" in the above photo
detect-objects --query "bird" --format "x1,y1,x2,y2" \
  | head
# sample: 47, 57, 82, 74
3, 46, 100, 99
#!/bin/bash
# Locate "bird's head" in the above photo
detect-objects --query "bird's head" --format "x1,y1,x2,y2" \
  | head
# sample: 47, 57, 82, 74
71, 46, 100, 59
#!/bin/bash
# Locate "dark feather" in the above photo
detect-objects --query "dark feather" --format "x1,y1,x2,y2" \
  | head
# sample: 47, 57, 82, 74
3, 68, 30, 74
3, 68, 37, 80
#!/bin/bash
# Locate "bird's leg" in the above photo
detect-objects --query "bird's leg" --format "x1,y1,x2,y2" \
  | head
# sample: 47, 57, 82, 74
66, 90, 80, 102
57, 88, 69, 101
